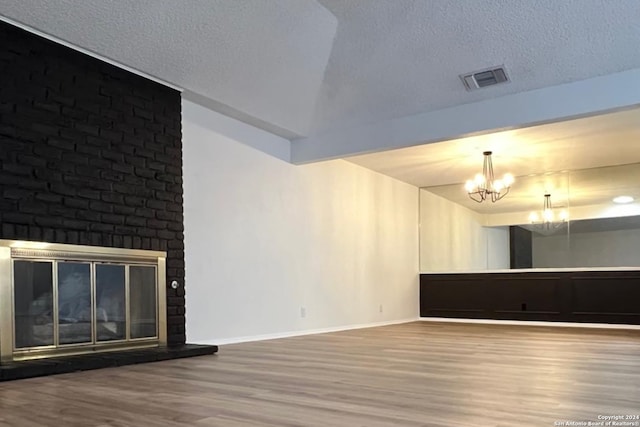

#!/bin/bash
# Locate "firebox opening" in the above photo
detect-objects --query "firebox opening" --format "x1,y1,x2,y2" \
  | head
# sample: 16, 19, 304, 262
0, 240, 167, 363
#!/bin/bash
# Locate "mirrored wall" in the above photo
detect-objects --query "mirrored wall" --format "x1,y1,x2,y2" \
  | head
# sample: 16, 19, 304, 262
345, 106, 640, 273
420, 155, 640, 272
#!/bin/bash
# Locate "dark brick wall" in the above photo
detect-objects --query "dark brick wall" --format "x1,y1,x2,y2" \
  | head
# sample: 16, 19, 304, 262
0, 22, 186, 345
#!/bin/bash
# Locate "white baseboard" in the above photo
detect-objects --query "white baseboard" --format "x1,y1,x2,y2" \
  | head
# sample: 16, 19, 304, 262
193, 317, 420, 346
420, 317, 640, 330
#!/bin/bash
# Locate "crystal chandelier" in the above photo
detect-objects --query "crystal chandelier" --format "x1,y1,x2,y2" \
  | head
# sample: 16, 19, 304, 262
465, 151, 514, 203
529, 193, 568, 229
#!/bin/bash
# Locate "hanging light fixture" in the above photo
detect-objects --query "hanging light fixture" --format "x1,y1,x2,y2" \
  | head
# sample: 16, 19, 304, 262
465, 151, 514, 203
529, 193, 568, 229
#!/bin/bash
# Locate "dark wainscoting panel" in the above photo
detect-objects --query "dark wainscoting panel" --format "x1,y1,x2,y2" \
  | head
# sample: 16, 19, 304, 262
420, 271, 640, 324
491, 275, 563, 315
571, 273, 640, 319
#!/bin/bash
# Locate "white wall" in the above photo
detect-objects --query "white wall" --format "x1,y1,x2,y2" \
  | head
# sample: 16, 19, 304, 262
183, 100, 419, 344
419, 189, 509, 271
533, 228, 640, 268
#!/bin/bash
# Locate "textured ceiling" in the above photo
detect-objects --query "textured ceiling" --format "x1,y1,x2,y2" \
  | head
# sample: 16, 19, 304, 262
313, 0, 640, 134
0, 0, 337, 138
2, 0, 640, 139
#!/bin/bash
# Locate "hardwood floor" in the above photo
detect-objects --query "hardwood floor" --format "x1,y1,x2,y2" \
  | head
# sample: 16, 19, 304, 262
1, 321, 640, 426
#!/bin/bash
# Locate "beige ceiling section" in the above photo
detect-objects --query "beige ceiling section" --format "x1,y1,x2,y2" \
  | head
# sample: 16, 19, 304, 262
347, 108, 640, 189
348, 107, 640, 226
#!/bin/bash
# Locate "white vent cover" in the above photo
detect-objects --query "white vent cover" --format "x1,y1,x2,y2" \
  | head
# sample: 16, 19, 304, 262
461, 66, 509, 90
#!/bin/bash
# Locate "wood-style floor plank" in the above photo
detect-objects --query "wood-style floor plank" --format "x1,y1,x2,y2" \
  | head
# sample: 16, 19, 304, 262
1, 321, 640, 426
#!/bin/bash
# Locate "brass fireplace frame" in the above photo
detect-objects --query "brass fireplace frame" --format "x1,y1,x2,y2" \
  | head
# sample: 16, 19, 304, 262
0, 240, 167, 363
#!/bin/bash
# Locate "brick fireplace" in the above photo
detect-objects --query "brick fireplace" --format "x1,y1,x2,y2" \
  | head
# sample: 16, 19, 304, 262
0, 20, 187, 353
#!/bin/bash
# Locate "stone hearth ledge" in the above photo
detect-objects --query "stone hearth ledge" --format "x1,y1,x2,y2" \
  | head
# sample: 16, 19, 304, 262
0, 344, 218, 381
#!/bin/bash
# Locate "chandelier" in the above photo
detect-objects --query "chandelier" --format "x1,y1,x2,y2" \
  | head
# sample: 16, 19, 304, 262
465, 151, 514, 203
529, 193, 568, 229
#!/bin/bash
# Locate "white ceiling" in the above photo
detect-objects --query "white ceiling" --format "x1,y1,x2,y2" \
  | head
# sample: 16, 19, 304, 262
2, 0, 640, 140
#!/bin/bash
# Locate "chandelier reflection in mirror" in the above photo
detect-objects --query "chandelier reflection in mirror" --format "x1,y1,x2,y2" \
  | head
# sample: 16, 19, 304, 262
529, 193, 568, 229
465, 151, 514, 203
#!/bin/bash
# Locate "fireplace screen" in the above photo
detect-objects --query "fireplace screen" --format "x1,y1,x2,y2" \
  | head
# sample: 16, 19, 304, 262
0, 241, 167, 362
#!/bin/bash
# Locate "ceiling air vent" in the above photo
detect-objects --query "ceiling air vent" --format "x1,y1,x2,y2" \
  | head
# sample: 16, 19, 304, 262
461, 66, 509, 91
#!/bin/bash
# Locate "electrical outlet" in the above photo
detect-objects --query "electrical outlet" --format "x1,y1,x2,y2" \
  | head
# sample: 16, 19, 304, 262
300, 307, 306, 318
379, 304, 383, 313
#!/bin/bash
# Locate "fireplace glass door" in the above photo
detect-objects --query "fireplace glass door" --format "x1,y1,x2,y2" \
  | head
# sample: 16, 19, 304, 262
130, 266, 157, 339
96, 264, 126, 342
12, 259, 159, 353
13, 261, 54, 349
0, 241, 166, 363
57, 262, 92, 345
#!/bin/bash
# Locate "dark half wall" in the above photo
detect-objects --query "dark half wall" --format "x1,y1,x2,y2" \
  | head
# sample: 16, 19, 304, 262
420, 271, 640, 324
0, 22, 186, 345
